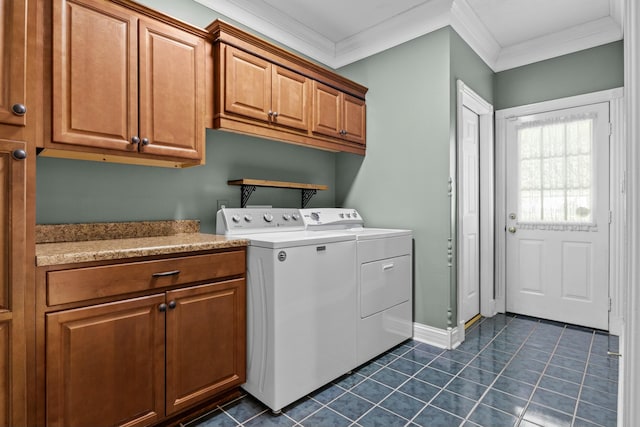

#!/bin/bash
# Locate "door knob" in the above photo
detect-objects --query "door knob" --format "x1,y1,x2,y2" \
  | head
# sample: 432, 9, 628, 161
508, 226, 517, 234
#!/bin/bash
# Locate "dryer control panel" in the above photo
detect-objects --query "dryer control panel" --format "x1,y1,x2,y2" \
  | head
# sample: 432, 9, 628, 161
300, 208, 363, 229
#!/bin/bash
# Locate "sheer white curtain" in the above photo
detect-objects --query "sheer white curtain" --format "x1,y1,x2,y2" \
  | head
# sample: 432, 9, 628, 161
516, 113, 596, 229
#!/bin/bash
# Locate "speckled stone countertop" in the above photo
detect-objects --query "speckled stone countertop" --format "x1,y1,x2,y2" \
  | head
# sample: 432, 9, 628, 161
35, 220, 248, 266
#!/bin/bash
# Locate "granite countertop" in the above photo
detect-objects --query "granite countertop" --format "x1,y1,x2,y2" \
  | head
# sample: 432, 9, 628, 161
35, 220, 248, 266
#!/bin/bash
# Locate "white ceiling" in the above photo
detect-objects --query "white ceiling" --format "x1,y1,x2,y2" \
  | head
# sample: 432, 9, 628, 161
195, 0, 623, 71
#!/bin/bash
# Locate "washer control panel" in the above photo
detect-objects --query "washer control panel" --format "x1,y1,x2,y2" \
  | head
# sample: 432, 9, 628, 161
217, 208, 304, 234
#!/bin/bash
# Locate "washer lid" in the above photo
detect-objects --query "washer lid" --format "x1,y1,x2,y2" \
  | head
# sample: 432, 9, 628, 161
239, 230, 356, 249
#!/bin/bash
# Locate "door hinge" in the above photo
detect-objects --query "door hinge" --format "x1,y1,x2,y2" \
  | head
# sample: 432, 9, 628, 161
609, 211, 613, 224
609, 297, 612, 312
608, 122, 613, 136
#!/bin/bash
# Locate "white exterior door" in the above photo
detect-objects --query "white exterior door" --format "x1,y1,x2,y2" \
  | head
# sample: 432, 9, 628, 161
505, 102, 610, 330
460, 106, 480, 324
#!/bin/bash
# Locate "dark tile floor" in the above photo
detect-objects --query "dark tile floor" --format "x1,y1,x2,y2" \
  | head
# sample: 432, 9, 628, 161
186, 314, 619, 427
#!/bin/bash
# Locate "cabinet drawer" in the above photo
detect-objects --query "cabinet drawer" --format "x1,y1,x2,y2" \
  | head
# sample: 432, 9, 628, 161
47, 251, 245, 306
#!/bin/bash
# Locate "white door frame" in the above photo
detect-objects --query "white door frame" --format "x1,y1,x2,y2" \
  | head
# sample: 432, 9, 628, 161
623, 0, 640, 424
495, 87, 625, 334
456, 80, 495, 339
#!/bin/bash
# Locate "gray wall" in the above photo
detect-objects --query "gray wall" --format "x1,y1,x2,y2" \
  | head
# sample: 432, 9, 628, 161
494, 40, 624, 110
336, 28, 453, 329
37, 132, 336, 233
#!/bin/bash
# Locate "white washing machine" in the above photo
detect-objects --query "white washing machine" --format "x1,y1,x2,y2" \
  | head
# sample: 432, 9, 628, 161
216, 208, 357, 412
301, 208, 413, 366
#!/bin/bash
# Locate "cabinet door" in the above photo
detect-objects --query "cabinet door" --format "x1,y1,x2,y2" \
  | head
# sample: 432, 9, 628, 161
46, 294, 166, 427
138, 18, 205, 161
271, 66, 309, 131
165, 279, 246, 415
311, 81, 342, 139
342, 94, 366, 145
224, 46, 271, 123
0, 0, 27, 127
0, 140, 27, 427
53, 0, 139, 151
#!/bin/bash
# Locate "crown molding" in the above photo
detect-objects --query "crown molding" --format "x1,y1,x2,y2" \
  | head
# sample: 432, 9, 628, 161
194, 0, 337, 65
449, 0, 501, 70
332, 0, 452, 68
194, 0, 623, 72
494, 16, 623, 71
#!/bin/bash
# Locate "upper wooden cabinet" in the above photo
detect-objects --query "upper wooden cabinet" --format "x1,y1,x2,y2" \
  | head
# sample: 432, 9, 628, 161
312, 81, 366, 146
0, 0, 28, 129
44, 0, 209, 167
209, 20, 367, 155
224, 47, 309, 132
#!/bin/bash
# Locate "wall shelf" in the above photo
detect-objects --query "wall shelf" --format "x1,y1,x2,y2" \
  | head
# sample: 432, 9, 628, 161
227, 179, 328, 208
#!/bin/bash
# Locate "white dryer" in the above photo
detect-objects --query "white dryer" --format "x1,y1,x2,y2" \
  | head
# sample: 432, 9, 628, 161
301, 208, 413, 366
216, 208, 357, 412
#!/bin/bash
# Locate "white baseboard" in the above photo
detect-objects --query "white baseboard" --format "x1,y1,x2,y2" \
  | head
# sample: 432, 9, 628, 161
413, 322, 463, 350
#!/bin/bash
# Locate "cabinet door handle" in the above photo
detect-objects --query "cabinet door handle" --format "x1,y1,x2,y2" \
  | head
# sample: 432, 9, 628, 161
382, 263, 395, 271
158, 303, 168, 312
168, 300, 177, 310
12, 149, 27, 160
272, 111, 278, 117
131, 136, 140, 145
152, 270, 181, 278
141, 138, 150, 146
11, 103, 26, 116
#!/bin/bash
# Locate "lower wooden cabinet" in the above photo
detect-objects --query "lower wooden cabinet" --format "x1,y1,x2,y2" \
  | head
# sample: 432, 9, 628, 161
46, 294, 166, 427
39, 251, 246, 427
166, 280, 246, 415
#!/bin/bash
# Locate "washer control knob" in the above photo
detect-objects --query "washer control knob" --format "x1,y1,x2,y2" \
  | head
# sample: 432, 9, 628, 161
346, 213, 351, 218
311, 212, 320, 221
231, 214, 241, 223
264, 213, 274, 222
339, 213, 344, 218
352, 211, 358, 217
291, 213, 300, 221
282, 214, 291, 221
244, 214, 253, 222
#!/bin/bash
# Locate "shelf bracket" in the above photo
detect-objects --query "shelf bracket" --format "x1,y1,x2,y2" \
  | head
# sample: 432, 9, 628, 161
240, 185, 257, 208
301, 189, 317, 208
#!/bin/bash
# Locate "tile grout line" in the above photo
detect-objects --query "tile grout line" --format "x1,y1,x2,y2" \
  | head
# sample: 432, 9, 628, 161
514, 322, 582, 427
460, 315, 550, 427
404, 315, 520, 426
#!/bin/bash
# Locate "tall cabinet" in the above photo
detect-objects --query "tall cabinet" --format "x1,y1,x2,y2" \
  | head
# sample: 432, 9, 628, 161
0, 0, 33, 425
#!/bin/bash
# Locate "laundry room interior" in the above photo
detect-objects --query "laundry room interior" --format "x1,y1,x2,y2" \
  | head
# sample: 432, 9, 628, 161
3, 0, 640, 426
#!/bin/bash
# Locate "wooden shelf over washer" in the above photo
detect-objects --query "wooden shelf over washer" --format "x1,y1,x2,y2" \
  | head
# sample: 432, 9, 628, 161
227, 179, 328, 208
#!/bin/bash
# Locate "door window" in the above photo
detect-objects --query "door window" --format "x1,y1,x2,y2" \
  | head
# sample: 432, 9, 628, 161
517, 113, 595, 224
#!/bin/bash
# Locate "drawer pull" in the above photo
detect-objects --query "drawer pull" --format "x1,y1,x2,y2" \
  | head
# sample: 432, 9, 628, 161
382, 263, 395, 271
316, 246, 326, 252
152, 270, 181, 278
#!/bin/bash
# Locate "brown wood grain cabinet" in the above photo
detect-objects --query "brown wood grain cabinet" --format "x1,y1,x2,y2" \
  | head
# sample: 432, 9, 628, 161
312, 81, 366, 146
37, 249, 247, 427
209, 20, 367, 155
224, 46, 309, 132
0, 0, 28, 130
44, 0, 209, 167
0, 140, 28, 427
